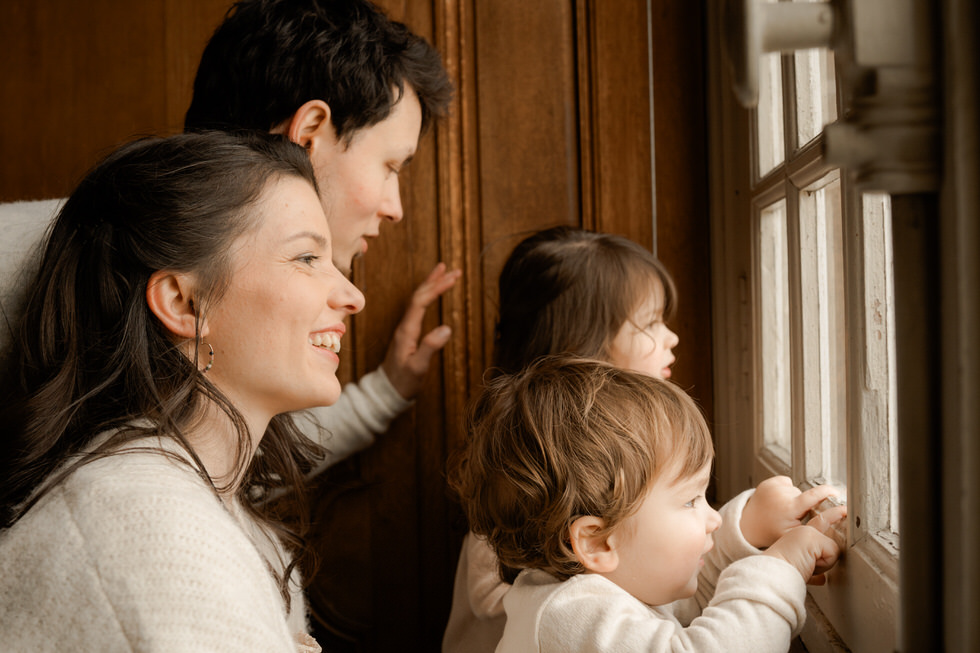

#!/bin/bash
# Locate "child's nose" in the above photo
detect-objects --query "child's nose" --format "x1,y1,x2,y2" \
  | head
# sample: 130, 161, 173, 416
706, 505, 722, 532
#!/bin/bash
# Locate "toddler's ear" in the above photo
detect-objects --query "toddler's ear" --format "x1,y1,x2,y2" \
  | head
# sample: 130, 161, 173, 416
569, 516, 619, 573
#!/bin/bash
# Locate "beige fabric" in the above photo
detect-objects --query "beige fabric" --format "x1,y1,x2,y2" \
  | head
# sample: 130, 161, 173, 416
0, 199, 62, 353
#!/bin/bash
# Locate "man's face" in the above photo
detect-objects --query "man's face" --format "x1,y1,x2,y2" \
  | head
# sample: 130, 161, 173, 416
309, 85, 423, 274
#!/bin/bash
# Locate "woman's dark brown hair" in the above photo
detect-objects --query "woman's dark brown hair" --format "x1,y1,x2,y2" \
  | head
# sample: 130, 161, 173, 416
0, 130, 323, 607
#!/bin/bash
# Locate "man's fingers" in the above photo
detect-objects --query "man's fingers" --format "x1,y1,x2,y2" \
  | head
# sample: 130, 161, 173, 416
419, 325, 452, 357
412, 265, 462, 308
394, 266, 460, 343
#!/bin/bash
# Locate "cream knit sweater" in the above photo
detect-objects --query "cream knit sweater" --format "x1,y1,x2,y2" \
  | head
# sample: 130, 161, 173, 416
495, 490, 807, 653
0, 440, 308, 652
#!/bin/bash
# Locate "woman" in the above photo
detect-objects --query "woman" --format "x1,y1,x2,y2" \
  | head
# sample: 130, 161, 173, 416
0, 131, 364, 651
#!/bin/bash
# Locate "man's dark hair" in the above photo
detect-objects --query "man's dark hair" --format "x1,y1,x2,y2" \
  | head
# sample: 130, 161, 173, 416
184, 0, 453, 143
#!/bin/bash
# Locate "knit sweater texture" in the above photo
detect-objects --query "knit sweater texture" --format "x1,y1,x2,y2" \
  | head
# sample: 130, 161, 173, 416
448, 489, 807, 653
0, 438, 306, 652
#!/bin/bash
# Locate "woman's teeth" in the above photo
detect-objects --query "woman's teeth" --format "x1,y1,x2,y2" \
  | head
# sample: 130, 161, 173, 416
309, 332, 341, 354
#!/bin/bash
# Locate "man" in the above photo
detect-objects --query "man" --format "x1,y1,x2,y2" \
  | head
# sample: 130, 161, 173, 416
185, 0, 459, 465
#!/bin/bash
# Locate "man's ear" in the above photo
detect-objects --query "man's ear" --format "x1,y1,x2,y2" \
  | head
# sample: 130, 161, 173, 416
569, 516, 619, 574
280, 99, 334, 151
146, 270, 206, 340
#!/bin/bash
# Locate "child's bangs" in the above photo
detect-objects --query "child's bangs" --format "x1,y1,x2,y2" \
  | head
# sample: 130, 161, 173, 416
623, 256, 677, 323
638, 377, 714, 480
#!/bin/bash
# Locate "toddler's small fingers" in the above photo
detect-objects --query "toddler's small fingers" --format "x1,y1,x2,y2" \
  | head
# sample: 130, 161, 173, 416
807, 573, 827, 586
819, 505, 848, 526
798, 484, 839, 511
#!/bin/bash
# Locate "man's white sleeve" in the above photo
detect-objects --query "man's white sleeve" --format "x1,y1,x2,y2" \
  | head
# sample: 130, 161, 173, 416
297, 367, 413, 475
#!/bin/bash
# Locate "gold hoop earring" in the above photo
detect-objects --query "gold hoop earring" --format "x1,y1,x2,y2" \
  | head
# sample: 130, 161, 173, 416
201, 342, 214, 373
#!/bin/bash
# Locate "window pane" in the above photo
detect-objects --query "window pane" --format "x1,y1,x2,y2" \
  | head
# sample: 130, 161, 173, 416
794, 0, 838, 146
757, 51, 785, 177
759, 199, 791, 465
862, 192, 900, 536
799, 175, 845, 486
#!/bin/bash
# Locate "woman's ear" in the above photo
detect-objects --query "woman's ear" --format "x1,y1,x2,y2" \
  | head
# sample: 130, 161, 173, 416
281, 99, 334, 151
569, 516, 620, 574
146, 270, 206, 339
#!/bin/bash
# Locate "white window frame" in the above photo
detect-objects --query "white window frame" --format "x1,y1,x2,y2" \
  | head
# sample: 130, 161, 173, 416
706, 3, 904, 650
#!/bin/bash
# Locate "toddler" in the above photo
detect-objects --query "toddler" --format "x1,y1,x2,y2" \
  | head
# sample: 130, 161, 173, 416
450, 357, 844, 652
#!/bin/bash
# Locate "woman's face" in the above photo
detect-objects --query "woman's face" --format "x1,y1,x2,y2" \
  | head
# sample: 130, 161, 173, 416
607, 282, 679, 379
203, 176, 365, 424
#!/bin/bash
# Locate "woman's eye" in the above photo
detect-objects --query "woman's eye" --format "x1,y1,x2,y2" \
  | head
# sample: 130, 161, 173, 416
299, 254, 320, 266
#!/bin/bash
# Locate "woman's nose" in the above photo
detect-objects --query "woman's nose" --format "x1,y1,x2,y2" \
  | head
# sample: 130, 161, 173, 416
330, 273, 365, 315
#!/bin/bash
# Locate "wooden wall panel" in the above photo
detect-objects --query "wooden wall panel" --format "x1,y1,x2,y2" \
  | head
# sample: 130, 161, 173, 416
579, 0, 655, 243
0, 0, 228, 201
473, 0, 582, 368
648, 0, 714, 424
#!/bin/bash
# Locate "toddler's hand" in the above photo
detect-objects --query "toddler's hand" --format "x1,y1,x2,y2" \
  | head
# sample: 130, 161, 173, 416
740, 476, 841, 549
763, 508, 845, 585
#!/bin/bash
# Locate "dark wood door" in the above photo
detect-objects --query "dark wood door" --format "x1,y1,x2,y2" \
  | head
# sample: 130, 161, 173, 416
0, 1, 710, 651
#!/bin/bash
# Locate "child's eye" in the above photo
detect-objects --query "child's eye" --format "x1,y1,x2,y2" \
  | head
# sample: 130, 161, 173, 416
685, 496, 702, 508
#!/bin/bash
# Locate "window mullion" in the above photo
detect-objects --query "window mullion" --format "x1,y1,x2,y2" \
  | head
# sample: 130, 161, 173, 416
783, 179, 808, 484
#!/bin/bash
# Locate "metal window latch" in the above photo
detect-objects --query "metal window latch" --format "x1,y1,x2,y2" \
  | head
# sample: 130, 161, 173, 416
722, 0, 941, 194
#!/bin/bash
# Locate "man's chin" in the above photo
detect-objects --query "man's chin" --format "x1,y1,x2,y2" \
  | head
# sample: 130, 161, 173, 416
335, 252, 358, 277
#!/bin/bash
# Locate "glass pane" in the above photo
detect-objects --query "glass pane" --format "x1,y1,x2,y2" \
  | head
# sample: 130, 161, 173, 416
757, 51, 785, 177
794, 0, 838, 146
799, 175, 845, 486
759, 199, 791, 465
863, 192, 899, 536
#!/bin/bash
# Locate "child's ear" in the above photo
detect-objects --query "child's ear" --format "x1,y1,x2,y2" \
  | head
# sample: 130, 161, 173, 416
282, 99, 334, 151
569, 516, 619, 574
146, 270, 206, 340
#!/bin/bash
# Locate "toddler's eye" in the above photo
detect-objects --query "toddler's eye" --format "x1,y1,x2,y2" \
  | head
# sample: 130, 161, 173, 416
685, 496, 702, 508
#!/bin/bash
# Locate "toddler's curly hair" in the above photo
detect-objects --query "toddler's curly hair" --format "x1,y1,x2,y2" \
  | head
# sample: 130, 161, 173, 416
449, 355, 713, 583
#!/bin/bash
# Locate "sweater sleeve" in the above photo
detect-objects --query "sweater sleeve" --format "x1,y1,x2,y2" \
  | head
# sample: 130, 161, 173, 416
0, 453, 299, 652
299, 367, 413, 476
507, 567, 804, 653
442, 532, 509, 653
693, 489, 761, 610
463, 532, 509, 618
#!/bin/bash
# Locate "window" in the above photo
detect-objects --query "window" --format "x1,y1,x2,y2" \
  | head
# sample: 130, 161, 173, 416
708, 1, 900, 650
